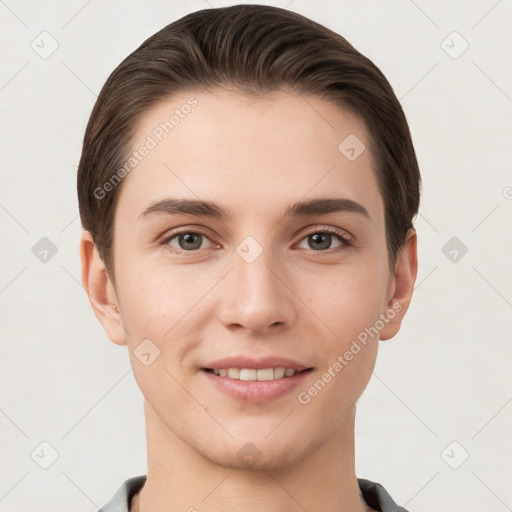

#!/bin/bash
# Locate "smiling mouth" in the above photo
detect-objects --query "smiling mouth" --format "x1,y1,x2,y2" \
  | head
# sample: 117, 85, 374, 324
202, 367, 313, 381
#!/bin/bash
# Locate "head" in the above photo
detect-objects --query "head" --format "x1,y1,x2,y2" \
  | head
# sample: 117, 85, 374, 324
78, 4, 419, 470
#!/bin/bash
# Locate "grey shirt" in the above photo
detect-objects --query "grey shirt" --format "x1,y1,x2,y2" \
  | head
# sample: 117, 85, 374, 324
97, 475, 410, 512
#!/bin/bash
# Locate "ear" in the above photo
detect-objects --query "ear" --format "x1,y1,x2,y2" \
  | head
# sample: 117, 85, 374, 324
80, 230, 127, 346
379, 228, 418, 341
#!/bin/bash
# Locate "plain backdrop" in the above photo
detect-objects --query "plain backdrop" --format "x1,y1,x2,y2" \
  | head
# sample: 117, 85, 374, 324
1, 1, 511, 511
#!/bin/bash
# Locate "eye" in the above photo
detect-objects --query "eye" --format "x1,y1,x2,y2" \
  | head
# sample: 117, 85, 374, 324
160, 226, 353, 255
161, 230, 216, 253
296, 227, 353, 252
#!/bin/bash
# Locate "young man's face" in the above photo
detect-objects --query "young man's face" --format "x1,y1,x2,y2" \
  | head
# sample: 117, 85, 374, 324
82, 88, 416, 470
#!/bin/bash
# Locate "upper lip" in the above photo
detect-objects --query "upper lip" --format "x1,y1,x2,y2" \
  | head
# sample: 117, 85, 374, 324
203, 356, 313, 372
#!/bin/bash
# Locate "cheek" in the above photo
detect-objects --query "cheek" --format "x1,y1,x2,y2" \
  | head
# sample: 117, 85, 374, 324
116, 256, 217, 361
116, 247, 183, 312
298, 261, 388, 338
298, 269, 382, 415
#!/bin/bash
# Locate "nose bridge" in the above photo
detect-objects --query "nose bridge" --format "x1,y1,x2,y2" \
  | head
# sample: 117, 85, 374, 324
236, 238, 277, 292
219, 235, 294, 332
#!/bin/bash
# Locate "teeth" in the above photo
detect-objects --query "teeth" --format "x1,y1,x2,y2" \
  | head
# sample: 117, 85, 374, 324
211, 367, 298, 381
274, 367, 286, 379
257, 368, 274, 381
240, 369, 257, 381
227, 368, 240, 379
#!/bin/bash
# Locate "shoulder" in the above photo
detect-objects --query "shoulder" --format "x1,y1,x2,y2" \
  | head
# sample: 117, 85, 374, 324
97, 475, 147, 512
97, 475, 408, 512
357, 478, 410, 512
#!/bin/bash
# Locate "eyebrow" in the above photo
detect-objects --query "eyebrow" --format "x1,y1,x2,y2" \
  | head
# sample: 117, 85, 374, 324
138, 197, 369, 221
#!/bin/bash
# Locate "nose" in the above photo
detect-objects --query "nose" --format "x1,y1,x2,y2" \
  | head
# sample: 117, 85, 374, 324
217, 244, 296, 335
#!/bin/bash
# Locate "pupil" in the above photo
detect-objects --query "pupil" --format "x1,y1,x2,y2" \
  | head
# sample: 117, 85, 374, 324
180, 233, 201, 250
311, 233, 330, 250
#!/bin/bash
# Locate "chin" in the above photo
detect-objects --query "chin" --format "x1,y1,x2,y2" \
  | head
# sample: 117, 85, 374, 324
200, 436, 312, 472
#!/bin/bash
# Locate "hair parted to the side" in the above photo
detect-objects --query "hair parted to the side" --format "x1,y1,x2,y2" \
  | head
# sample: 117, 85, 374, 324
77, 3, 421, 283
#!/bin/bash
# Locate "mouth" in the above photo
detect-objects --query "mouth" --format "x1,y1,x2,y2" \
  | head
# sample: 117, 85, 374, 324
200, 367, 314, 402
202, 367, 313, 381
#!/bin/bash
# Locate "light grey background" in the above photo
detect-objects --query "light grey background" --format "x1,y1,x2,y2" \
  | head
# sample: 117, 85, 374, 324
1, 1, 511, 511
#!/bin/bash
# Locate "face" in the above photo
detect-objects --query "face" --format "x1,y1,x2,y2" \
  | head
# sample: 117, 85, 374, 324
83, 87, 416, 470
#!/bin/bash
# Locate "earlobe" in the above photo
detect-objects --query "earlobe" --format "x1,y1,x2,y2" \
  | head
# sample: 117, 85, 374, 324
79, 230, 127, 346
379, 228, 418, 341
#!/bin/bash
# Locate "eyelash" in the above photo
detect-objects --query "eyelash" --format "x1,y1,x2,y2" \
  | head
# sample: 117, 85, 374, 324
159, 226, 353, 255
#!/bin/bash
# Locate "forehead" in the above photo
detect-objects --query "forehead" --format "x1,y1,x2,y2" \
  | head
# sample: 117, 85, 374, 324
115, 87, 383, 226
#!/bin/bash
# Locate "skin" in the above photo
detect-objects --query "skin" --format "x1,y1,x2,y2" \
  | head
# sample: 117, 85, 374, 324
80, 87, 417, 512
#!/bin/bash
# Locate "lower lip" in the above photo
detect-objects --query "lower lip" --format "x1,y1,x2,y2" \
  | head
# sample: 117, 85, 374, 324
201, 369, 313, 403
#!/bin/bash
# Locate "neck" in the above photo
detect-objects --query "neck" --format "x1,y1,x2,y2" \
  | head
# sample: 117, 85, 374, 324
134, 400, 370, 512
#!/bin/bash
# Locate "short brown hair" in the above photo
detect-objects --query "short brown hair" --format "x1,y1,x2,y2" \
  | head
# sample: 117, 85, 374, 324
77, 3, 421, 281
